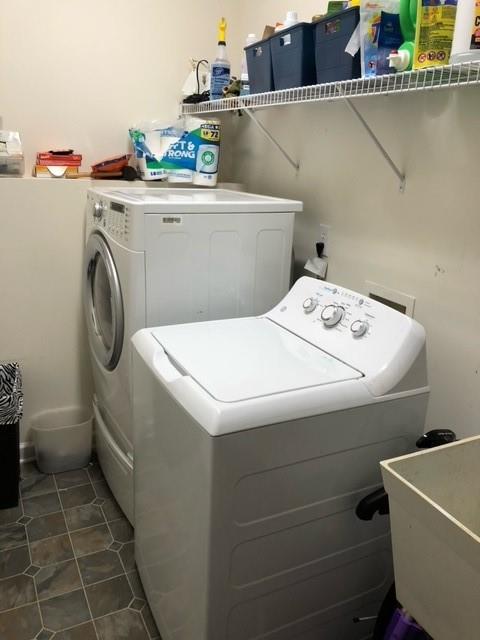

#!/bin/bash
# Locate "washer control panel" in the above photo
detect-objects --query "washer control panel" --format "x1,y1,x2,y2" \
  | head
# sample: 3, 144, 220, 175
297, 283, 374, 339
266, 277, 423, 381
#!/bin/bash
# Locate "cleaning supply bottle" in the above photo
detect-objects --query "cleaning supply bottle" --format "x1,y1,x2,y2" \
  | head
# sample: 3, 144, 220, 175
388, 0, 416, 71
450, 0, 480, 64
275, 11, 299, 31
241, 33, 257, 96
210, 18, 231, 101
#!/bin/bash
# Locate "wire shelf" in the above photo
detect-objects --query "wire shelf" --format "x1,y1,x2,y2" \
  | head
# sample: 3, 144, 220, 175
182, 62, 480, 115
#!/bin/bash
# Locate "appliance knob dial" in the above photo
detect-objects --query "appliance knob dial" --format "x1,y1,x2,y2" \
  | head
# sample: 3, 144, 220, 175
351, 319, 369, 337
302, 297, 317, 314
321, 304, 344, 327
93, 201, 105, 221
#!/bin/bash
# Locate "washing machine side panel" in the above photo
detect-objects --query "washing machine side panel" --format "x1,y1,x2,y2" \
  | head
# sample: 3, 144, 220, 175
132, 344, 212, 640
206, 394, 429, 640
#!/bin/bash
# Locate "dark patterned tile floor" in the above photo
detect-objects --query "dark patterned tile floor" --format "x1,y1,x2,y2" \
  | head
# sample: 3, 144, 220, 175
0, 460, 160, 640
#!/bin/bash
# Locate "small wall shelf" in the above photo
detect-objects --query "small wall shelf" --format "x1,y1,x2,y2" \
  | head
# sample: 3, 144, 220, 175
182, 62, 480, 191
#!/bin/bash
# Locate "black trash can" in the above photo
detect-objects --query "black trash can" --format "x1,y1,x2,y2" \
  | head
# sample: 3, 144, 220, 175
0, 363, 23, 509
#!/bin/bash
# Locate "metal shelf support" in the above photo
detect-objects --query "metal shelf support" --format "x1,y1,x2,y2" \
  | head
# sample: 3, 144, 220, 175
341, 94, 406, 192
243, 109, 300, 171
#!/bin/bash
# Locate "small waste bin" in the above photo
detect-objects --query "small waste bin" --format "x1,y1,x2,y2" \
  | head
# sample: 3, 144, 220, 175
32, 407, 93, 474
0, 362, 23, 509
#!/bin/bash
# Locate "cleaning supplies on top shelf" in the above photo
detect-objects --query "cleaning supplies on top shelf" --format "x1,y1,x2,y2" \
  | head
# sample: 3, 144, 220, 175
450, 0, 480, 64
360, 0, 400, 77
413, 0, 457, 69
210, 18, 231, 100
388, 0, 416, 71
377, 11, 403, 74
241, 33, 258, 95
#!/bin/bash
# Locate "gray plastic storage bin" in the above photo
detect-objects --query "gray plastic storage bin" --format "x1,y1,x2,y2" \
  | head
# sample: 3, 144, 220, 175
271, 23, 316, 90
32, 407, 93, 474
245, 36, 274, 94
314, 7, 361, 83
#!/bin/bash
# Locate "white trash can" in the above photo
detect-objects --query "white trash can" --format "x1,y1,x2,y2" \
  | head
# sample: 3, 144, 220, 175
32, 407, 93, 474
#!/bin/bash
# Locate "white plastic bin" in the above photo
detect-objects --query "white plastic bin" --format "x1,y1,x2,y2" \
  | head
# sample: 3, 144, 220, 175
32, 407, 93, 474
381, 435, 480, 640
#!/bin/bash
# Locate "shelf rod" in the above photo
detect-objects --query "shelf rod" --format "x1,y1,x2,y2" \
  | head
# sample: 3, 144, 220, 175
341, 94, 406, 192
243, 108, 300, 171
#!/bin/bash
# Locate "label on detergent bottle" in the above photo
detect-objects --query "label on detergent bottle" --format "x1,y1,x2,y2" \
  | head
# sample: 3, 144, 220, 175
413, 0, 458, 70
210, 64, 230, 100
472, 1, 480, 50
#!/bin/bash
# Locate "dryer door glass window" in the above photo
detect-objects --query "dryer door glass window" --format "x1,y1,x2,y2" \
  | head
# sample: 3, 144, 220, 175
84, 232, 124, 371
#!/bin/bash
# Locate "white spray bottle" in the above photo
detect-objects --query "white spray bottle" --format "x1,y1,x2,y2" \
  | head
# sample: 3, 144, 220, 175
210, 18, 231, 101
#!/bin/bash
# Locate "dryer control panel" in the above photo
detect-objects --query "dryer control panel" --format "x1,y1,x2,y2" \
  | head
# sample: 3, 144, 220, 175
86, 193, 131, 245
266, 277, 425, 389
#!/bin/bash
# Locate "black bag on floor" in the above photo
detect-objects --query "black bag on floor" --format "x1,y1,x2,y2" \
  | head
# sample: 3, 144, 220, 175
0, 363, 23, 509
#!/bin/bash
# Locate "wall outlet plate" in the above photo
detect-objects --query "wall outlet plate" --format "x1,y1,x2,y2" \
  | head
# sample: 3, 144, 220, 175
318, 224, 330, 257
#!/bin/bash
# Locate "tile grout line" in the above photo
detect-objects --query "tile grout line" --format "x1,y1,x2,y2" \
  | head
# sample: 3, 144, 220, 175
97, 490, 153, 639
20, 491, 48, 635
52, 473, 101, 640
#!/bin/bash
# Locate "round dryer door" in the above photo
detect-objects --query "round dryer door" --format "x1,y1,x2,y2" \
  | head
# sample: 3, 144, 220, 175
84, 231, 124, 371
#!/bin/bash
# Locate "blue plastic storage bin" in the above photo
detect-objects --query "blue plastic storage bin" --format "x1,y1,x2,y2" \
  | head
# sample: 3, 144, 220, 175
314, 7, 361, 84
271, 23, 316, 90
245, 37, 274, 94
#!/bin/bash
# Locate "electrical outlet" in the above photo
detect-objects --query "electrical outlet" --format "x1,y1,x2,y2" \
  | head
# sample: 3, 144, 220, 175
318, 224, 330, 257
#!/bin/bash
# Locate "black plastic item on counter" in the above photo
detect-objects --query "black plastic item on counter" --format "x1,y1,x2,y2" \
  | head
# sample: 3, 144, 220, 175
314, 7, 361, 84
245, 36, 275, 94
271, 23, 316, 90
0, 363, 23, 510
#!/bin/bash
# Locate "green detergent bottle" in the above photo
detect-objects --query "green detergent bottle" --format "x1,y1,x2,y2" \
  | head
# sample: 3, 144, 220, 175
389, 0, 416, 70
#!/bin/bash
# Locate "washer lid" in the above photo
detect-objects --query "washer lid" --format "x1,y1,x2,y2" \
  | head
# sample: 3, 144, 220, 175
152, 318, 362, 403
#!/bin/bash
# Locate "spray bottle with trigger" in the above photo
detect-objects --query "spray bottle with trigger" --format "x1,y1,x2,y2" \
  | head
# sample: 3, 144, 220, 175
210, 18, 231, 101
388, 0, 417, 71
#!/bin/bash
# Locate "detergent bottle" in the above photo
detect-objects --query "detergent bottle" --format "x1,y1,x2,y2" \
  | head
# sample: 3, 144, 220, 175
388, 0, 416, 71
210, 18, 231, 101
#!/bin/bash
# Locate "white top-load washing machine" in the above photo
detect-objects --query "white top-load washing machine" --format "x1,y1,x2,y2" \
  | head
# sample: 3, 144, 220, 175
132, 276, 430, 640
83, 188, 302, 523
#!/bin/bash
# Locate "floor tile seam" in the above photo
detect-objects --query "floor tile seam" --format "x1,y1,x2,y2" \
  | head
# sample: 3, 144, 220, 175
24, 488, 49, 632
20, 487, 57, 500
65, 516, 109, 536
99, 512, 146, 635
78, 568, 128, 590
91, 602, 154, 638
57, 480, 94, 492
0, 544, 30, 582
52, 474, 101, 640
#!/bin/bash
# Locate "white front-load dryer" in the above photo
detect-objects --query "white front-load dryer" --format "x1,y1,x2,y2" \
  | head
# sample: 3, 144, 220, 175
83, 187, 302, 522
132, 276, 430, 640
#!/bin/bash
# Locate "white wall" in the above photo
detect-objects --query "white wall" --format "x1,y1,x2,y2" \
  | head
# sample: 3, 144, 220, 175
229, 1, 480, 438
0, 178, 99, 442
0, 0, 241, 169
0, 0, 240, 443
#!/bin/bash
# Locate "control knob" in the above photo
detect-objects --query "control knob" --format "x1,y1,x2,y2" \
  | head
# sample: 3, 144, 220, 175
351, 319, 369, 337
93, 201, 105, 221
321, 304, 344, 327
302, 297, 318, 314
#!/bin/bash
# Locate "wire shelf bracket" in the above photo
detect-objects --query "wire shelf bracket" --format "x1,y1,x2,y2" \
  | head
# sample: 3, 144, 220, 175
181, 62, 480, 191
243, 108, 300, 171
338, 89, 406, 192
